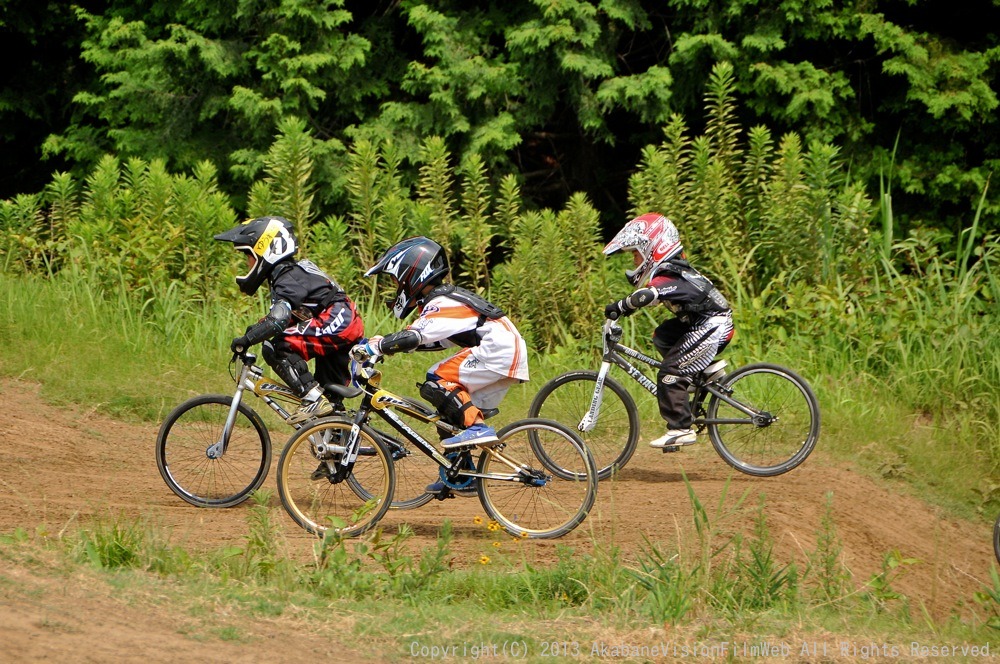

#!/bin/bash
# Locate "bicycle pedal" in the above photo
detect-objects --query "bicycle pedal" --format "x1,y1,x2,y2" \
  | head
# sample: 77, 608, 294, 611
661, 445, 682, 453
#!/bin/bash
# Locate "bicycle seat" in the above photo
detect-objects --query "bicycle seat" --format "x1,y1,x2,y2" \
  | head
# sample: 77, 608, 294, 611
324, 383, 362, 400
701, 360, 727, 382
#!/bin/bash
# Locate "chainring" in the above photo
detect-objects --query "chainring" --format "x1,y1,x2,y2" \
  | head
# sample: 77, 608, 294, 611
437, 450, 478, 496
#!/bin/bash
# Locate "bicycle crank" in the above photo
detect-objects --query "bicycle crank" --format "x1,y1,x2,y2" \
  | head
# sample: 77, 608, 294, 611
437, 451, 478, 497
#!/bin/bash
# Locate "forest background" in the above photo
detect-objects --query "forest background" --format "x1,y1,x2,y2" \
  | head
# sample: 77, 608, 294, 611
1, 0, 999, 520
2, 0, 1000, 651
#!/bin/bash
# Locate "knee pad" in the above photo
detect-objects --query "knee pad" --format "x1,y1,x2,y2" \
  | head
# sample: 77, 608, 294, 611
419, 380, 476, 428
262, 341, 314, 395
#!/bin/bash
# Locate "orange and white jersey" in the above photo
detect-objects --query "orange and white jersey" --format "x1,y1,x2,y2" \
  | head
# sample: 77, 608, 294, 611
407, 293, 529, 381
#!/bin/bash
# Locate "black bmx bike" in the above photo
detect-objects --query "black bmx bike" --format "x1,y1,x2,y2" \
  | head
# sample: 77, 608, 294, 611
275, 354, 598, 539
529, 319, 821, 480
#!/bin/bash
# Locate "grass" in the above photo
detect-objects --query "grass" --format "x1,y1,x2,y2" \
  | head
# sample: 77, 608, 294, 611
1, 267, 999, 656
2, 485, 998, 662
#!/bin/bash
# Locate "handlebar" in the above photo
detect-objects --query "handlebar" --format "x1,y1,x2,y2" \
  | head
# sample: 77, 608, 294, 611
603, 318, 624, 349
231, 348, 258, 365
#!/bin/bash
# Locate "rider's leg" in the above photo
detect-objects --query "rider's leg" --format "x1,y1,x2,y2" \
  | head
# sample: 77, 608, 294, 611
650, 320, 705, 447
262, 339, 317, 397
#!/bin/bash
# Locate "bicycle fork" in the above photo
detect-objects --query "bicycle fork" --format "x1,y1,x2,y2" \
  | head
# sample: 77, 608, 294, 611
577, 362, 612, 432
207, 363, 257, 459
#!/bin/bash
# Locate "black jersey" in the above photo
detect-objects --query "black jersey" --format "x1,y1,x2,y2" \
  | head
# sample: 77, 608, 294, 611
649, 260, 730, 320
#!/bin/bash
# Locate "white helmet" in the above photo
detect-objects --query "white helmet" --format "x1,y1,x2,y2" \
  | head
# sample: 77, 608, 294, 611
603, 213, 683, 286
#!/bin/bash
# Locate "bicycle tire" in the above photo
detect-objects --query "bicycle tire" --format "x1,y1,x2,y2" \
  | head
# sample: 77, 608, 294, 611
477, 418, 598, 539
993, 513, 1000, 565
155, 394, 271, 508
527, 371, 640, 480
373, 427, 437, 510
706, 363, 820, 477
276, 417, 394, 538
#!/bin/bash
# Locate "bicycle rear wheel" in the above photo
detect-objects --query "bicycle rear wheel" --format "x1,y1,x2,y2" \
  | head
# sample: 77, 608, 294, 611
706, 363, 820, 477
477, 418, 597, 539
528, 371, 639, 480
277, 418, 394, 537
155, 394, 271, 508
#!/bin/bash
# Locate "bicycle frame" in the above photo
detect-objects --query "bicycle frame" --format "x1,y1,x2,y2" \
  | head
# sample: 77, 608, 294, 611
579, 320, 765, 432
335, 362, 532, 485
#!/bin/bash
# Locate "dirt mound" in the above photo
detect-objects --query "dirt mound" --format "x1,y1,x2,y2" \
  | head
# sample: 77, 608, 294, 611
0, 377, 995, 659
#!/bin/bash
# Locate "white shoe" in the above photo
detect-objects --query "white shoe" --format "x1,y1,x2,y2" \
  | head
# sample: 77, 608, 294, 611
648, 428, 697, 448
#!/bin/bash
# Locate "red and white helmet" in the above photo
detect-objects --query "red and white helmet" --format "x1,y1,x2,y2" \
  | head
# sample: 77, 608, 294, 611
603, 213, 683, 286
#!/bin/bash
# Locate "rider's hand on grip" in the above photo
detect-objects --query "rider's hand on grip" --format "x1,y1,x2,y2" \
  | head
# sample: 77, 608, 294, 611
604, 301, 623, 320
350, 335, 383, 363
230, 335, 249, 353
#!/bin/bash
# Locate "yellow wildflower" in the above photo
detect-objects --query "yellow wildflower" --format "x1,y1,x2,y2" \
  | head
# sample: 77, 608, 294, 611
473, 515, 483, 525
479, 555, 490, 565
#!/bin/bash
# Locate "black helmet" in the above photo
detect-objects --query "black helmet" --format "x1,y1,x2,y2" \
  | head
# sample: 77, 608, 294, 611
214, 216, 297, 295
365, 236, 449, 318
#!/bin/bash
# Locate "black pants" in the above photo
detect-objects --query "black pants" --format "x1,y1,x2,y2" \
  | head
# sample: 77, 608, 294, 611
264, 337, 353, 395
652, 316, 732, 429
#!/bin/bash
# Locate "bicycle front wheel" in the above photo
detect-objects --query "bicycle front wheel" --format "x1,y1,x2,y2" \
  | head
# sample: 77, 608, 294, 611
707, 363, 820, 477
477, 418, 597, 539
155, 394, 271, 508
528, 371, 640, 480
993, 513, 1000, 565
277, 418, 394, 537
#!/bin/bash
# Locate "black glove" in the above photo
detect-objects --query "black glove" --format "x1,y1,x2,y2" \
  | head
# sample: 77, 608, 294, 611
604, 300, 627, 320
231, 335, 250, 353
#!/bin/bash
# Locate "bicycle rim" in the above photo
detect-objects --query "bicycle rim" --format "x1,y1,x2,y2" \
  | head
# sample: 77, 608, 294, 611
277, 418, 394, 537
477, 419, 597, 539
707, 363, 820, 476
528, 371, 639, 480
155, 395, 270, 508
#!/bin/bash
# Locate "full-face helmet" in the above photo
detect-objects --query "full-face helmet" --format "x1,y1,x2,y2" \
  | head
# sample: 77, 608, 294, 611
214, 216, 297, 295
603, 213, 683, 286
364, 236, 449, 318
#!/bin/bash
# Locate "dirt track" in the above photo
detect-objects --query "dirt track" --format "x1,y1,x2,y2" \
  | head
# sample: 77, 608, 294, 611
1, 377, 996, 660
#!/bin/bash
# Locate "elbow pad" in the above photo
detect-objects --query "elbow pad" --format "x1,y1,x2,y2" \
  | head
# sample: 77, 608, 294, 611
267, 299, 293, 328
243, 316, 284, 346
379, 330, 422, 355
624, 288, 657, 311
243, 300, 292, 346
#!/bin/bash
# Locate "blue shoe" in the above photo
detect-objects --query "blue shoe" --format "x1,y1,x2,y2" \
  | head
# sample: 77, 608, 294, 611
426, 481, 447, 493
440, 423, 498, 449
